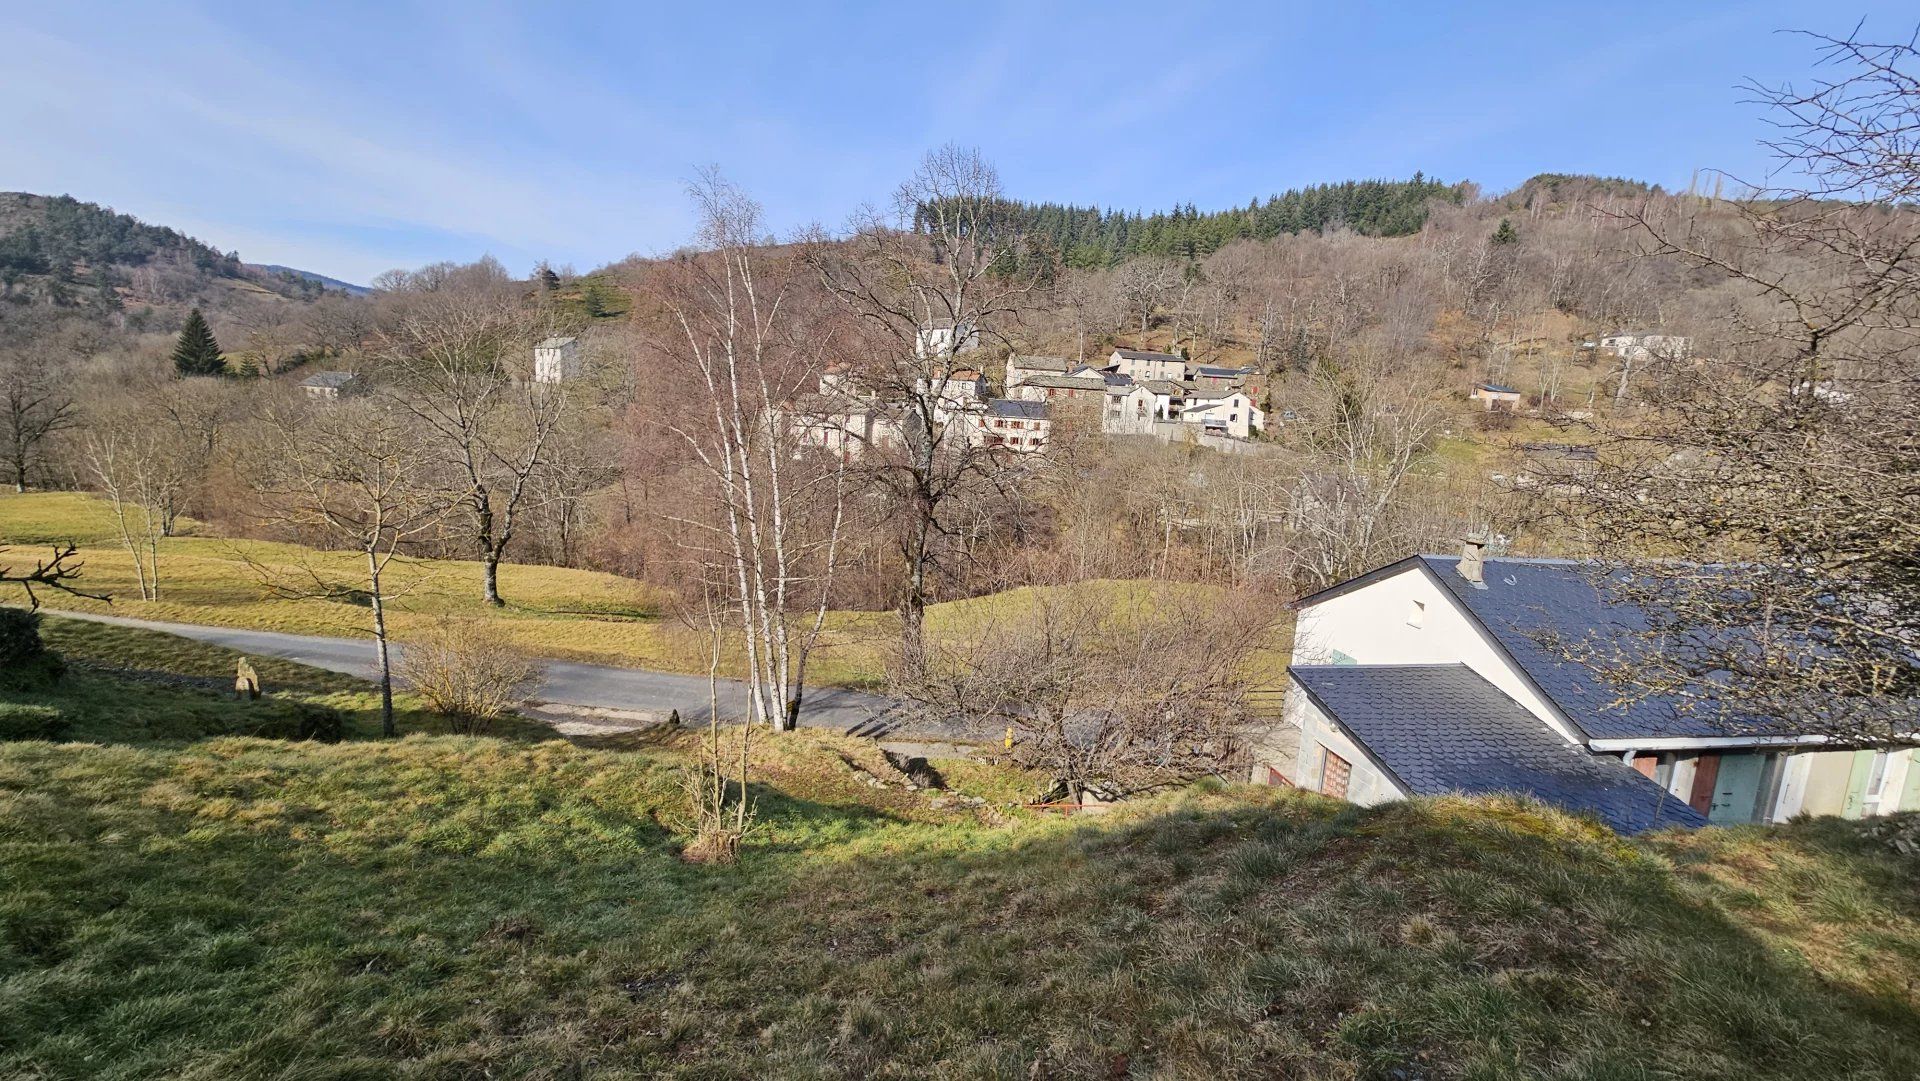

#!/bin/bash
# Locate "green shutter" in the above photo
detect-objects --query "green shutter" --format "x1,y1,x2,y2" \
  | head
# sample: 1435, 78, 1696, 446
1708, 754, 1767, 824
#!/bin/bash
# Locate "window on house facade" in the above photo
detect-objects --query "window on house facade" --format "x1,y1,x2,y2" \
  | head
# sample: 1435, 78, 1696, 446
1330, 649, 1357, 666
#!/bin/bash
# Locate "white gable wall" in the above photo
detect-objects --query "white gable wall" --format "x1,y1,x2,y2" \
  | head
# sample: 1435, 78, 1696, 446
1287, 691, 1409, 804
1287, 563, 1583, 745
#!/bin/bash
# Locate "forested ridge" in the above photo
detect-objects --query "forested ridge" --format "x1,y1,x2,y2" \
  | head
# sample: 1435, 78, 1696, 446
0, 193, 239, 277
919, 175, 1467, 267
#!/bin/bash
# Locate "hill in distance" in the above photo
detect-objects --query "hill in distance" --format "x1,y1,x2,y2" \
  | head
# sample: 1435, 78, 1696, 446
249, 263, 371, 297
0, 191, 330, 312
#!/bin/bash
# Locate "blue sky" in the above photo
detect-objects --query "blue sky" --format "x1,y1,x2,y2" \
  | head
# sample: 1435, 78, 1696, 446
4, 2, 1912, 284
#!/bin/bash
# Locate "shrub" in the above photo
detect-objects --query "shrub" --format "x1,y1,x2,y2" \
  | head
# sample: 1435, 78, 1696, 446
0, 609, 65, 692
399, 619, 541, 735
292, 702, 345, 743
0, 703, 68, 741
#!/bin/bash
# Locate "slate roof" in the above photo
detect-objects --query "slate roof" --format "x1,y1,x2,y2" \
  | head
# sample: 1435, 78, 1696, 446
536, 336, 577, 350
300, 371, 357, 388
1013, 373, 1105, 391
1475, 382, 1520, 394
986, 398, 1048, 420
1114, 348, 1183, 363
1008, 354, 1072, 373
1416, 556, 1747, 741
1291, 663, 1708, 833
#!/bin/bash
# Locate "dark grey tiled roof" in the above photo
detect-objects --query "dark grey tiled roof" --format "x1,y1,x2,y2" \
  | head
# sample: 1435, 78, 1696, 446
1114, 348, 1183, 363
1475, 382, 1519, 394
1291, 663, 1707, 833
300, 371, 357, 388
1418, 556, 1749, 741
1013, 373, 1105, 390
986, 398, 1047, 420
1008, 354, 1072, 372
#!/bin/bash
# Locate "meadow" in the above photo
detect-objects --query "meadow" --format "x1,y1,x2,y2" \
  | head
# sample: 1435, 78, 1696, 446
0, 492, 1292, 688
2, 610, 1917, 1077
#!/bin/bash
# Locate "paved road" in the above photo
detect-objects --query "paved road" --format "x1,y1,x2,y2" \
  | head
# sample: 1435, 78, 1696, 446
49, 611, 937, 739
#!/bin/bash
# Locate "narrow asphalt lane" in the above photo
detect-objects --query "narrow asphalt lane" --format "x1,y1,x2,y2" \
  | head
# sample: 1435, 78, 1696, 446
47, 610, 944, 739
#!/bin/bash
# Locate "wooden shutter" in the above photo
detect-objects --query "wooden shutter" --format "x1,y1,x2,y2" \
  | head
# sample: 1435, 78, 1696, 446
1687, 754, 1721, 816
1320, 751, 1352, 799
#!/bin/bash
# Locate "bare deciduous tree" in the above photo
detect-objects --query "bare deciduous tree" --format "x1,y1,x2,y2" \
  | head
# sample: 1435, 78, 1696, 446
81, 411, 177, 602
377, 272, 569, 607
249, 399, 464, 736
896, 587, 1271, 800
1558, 28, 1920, 742
0, 354, 77, 492
657, 170, 849, 731
804, 145, 1051, 674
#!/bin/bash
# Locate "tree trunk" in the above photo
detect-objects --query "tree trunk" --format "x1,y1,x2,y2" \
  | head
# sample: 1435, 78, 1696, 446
482, 549, 504, 607
368, 549, 396, 738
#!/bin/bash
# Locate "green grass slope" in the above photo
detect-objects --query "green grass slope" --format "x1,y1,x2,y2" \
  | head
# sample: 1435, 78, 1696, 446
2, 724, 1916, 1077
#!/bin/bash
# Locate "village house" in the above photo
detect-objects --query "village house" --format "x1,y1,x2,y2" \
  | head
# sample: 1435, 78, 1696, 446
913, 368, 988, 423
976, 398, 1051, 451
1256, 543, 1917, 833
533, 336, 582, 383
1470, 382, 1522, 411
916, 321, 980, 359
298, 370, 360, 400
1102, 380, 1161, 434
784, 387, 896, 459
1110, 347, 1185, 383
1007, 371, 1108, 403
1189, 364, 1261, 399
1003, 354, 1074, 388
1179, 390, 1265, 440
1599, 330, 1691, 363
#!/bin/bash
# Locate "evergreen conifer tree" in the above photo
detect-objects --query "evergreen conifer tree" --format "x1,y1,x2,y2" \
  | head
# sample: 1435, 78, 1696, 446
171, 308, 225, 376
1491, 218, 1519, 245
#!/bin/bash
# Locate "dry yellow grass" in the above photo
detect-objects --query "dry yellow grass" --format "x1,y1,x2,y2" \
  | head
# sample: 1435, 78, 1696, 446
1, 493, 1290, 688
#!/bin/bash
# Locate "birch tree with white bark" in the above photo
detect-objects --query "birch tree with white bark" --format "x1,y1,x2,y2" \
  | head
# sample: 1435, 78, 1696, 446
655, 170, 850, 732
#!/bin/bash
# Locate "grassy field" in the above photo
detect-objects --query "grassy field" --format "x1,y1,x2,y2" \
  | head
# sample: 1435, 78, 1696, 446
2, 735, 1916, 1077
3, 617, 1918, 1077
1, 492, 1290, 688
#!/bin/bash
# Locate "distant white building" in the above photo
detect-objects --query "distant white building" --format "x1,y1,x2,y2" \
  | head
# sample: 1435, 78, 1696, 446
1179, 390, 1265, 440
1470, 382, 1523, 411
533, 336, 582, 383
1599, 331, 1690, 363
916, 322, 980, 359
914, 368, 988, 423
298, 371, 360, 400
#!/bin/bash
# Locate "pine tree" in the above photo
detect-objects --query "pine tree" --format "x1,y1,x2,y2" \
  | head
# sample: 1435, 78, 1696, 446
1491, 218, 1519, 245
170, 308, 225, 377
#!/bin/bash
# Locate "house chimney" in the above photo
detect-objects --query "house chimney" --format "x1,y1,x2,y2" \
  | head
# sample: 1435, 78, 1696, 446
1458, 536, 1487, 586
